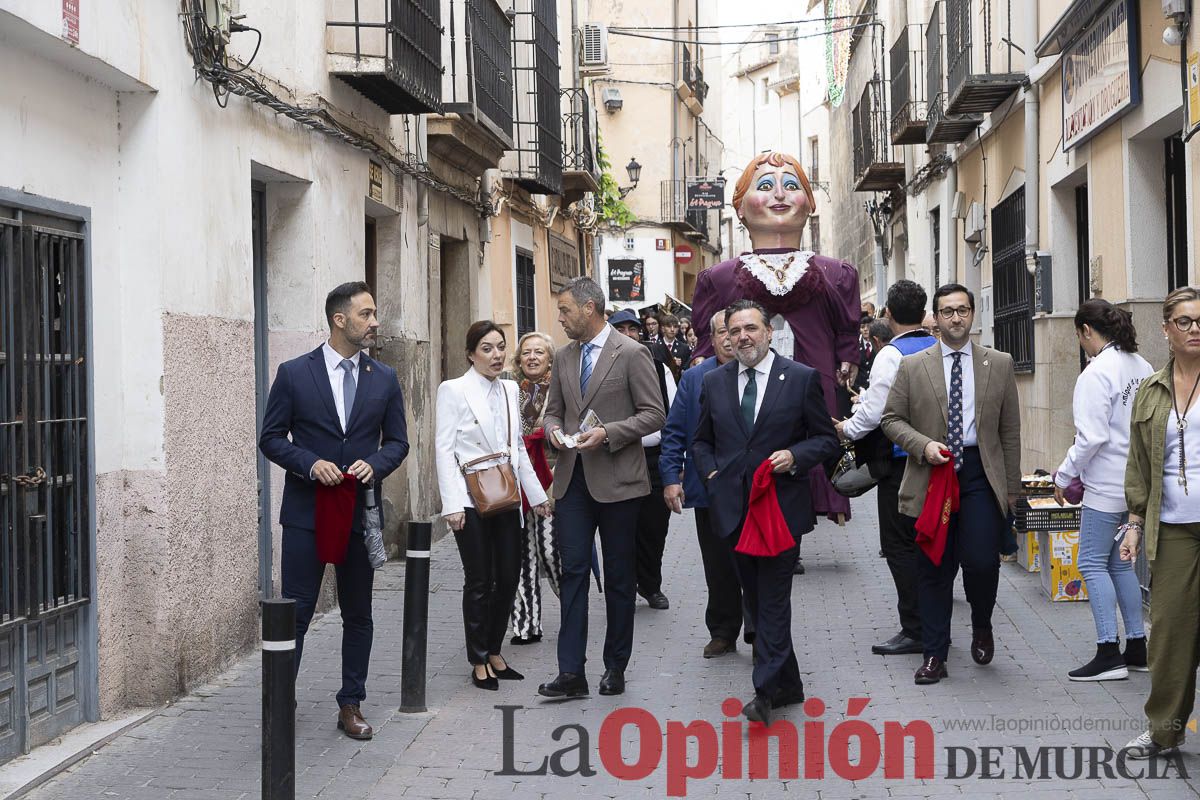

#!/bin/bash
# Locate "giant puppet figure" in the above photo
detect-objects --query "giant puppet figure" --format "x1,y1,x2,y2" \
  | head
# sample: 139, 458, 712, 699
691, 151, 860, 522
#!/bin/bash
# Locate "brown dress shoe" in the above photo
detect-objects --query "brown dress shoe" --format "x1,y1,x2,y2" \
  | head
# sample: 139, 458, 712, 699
337, 704, 374, 740
914, 656, 948, 685
971, 629, 994, 665
703, 638, 736, 658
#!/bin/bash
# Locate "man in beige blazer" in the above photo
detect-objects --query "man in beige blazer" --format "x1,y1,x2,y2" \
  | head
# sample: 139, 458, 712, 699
882, 283, 1022, 686
538, 277, 666, 699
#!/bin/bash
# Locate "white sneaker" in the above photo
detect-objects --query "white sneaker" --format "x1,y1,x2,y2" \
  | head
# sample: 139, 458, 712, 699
1123, 730, 1180, 759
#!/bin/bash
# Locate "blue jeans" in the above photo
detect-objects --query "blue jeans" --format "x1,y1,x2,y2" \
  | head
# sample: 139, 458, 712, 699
1077, 507, 1145, 643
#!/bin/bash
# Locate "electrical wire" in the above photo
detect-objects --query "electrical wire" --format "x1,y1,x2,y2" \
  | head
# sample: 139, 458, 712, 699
609, 14, 871, 31
179, 0, 491, 215
608, 21, 876, 47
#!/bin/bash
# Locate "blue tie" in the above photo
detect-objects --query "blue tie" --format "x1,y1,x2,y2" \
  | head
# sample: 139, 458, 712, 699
580, 343, 595, 396
947, 352, 964, 472
340, 359, 357, 430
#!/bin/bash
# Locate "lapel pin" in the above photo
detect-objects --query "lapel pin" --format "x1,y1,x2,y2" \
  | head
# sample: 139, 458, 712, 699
365, 364, 372, 373
982, 360, 988, 367
778, 374, 785, 381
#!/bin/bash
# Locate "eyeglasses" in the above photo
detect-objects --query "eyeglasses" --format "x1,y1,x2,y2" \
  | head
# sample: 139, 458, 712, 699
937, 307, 973, 320
1170, 316, 1200, 332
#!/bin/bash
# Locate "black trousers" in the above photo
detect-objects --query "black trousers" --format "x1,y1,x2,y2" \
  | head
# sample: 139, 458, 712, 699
454, 508, 522, 665
915, 447, 1004, 661
877, 460, 921, 640
555, 464, 643, 674
282, 526, 374, 706
735, 544, 802, 699
635, 447, 671, 596
695, 507, 751, 642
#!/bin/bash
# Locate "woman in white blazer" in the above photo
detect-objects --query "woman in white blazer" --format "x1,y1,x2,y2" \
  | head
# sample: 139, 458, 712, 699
436, 320, 550, 690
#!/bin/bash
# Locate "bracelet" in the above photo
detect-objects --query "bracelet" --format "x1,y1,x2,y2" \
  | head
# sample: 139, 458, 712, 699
1117, 521, 1144, 535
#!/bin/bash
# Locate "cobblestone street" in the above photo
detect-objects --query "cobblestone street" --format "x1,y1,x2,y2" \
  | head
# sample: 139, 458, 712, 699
20, 496, 1200, 799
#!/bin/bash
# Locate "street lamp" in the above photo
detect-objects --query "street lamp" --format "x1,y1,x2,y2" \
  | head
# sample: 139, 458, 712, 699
619, 157, 642, 198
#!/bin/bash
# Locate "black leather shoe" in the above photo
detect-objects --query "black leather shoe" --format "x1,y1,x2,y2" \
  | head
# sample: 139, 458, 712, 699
872, 633, 924, 656
914, 656, 948, 685
793, 559, 805, 575
493, 663, 525, 680
971, 629, 994, 665
598, 669, 625, 695
771, 686, 805, 709
538, 672, 589, 698
644, 592, 670, 610
510, 634, 541, 645
742, 694, 772, 725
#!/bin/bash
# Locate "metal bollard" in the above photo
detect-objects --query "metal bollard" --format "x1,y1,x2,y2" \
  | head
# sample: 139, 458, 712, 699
400, 520, 432, 713
262, 598, 296, 800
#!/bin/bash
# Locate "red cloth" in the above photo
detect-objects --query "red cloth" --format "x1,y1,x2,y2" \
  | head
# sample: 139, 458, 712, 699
735, 460, 796, 557
914, 455, 960, 566
521, 429, 554, 512
315, 474, 358, 564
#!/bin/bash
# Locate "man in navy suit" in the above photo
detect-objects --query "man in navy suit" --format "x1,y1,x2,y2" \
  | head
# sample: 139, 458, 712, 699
259, 281, 409, 740
693, 300, 840, 725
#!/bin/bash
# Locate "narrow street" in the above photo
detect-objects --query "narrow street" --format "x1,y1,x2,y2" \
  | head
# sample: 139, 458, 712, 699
21, 495, 1197, 799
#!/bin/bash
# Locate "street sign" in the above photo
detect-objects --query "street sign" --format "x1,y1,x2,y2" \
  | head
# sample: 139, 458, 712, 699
674, 245, 694, 264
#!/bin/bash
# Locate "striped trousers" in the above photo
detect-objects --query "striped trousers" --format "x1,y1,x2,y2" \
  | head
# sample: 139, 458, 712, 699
510, 511, 562, 639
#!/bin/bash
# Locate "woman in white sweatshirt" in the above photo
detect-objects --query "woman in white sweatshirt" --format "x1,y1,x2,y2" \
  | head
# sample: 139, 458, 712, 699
1055, 299, 1154, 682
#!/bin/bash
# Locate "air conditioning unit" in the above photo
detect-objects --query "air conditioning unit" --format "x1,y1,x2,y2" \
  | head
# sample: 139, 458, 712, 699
963, 202, 986, 243
580, 24, 609, 70
601, 87, 623, 111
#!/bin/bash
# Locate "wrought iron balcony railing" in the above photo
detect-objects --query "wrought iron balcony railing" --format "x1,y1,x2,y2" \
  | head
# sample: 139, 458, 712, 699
925, 1, 981, 144
661, 180, 710, 240
852, 79, 905, 192
889, 25, 927, 145
945, 0, 1022, 114
442, 0, 514, 141
326, 0, 443, 114
561, 88, 600, 196
504, 0, 563, 195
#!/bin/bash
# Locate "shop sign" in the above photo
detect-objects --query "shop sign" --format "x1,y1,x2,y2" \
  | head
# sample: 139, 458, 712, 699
607, 258, 644, 302
548, 232, 578, 293
1061, 0, 1141, 151
686, 178, 726, 210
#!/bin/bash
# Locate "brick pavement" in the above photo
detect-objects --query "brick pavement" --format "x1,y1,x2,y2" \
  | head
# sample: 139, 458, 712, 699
21, 496, 1200, 799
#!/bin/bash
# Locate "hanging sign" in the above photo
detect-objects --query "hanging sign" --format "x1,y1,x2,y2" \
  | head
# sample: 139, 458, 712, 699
686, 178, 726, 210
1061, 0, 1141, 151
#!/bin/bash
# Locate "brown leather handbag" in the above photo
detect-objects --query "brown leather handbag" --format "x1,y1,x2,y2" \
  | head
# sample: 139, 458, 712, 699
459, 388, 522, 517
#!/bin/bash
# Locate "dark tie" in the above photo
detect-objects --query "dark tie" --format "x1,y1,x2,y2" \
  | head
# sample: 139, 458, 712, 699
340, 358, 357, 430
580, 343, 595, 396
741, 368, 758, 429
947, 352, 964, 472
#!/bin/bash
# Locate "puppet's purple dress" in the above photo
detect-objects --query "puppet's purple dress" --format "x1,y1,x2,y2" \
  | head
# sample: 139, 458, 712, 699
692, 248, 861, 522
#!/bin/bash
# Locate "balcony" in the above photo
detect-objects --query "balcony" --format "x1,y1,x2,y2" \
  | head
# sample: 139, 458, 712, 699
945, 0, 1023, 114
326, 0, 443, 114
661, 180, 709, 240
889, 26, 927, 145
427, 0, 515, 176
852, 80, 905, 192
560, 88, 600, 202
925, 2, 981, 144
502, 0, 564, 196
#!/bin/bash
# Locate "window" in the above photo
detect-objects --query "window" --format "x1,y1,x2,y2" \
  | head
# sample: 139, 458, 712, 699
1166, 134, 1188, 292
761, 77, 770, 105
991, 188, 1034, 372
808, 216, 821, 253
516, 250, 536, 338
809, 137, 820, 184
766, 32, 780, 54
930, 208, 941, 289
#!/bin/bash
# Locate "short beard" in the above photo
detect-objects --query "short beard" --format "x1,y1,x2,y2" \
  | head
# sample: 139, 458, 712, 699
735, 343, 768, 367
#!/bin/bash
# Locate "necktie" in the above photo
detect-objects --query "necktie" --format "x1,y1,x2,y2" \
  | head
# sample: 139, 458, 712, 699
340, 359, 357, 430
947, 352, 964, 472
580, 343, 595, 396
741, 368, 758, 429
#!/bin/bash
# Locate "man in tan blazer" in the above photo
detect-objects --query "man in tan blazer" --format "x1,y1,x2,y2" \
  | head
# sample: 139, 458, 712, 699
882, 283, 1022, 686
538, 277, 665, 699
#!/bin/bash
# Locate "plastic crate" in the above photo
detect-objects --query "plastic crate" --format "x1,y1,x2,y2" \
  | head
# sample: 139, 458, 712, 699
1014, 497, 1082, 532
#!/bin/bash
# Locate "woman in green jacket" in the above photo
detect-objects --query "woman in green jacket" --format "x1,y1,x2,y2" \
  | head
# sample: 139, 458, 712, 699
1120, 286, 1200, 759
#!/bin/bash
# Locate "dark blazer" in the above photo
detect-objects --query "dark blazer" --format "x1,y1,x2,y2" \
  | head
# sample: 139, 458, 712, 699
659, 356, 721, 509
692, 353, 840, 540
259, 346, 410, 532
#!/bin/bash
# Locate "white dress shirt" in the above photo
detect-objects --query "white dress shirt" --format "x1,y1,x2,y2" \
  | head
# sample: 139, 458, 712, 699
322, 341, 361, 432
940, 340, 977, 447
843, 330, 930, 441
581, 324, 613, 374
737, 349, 775, 424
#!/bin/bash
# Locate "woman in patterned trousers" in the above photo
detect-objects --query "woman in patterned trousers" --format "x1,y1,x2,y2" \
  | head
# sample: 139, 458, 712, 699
509, 332, 562, 644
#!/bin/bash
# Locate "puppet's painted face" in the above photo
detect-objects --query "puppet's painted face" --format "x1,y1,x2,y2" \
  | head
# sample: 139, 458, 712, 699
738, 164, 811, 241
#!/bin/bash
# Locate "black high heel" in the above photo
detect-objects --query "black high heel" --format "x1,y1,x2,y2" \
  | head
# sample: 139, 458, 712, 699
471, 666, 498, 690
492, 662, 525, 681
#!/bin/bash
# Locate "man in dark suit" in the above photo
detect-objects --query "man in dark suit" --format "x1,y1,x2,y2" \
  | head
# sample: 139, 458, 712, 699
693, 300, 840, 725
259, 281, 409, 740
538, 278, 665, 699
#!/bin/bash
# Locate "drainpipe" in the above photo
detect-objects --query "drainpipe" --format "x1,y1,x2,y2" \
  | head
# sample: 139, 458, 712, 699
873, 234, 887, 308
946, 162, 958, 286
1023, 0, 1040, 284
